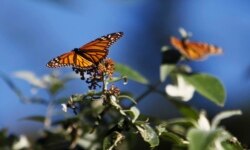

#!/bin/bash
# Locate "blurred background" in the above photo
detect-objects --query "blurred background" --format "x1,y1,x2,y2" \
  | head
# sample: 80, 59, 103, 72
0, 0, 250, 145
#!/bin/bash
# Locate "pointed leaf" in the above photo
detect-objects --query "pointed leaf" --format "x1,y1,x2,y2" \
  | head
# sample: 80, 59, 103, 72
1, 71, 48, 105
221, 138, 244, 150
103, 132, 124, 150
175, 103, 199, 120
211, 110, 242, 129
103, 136, 112, 150
124, 106, 140, 123
181, 73, 226, 106
157, 89, 199, 119
0, 71, 24, 99
135, 122, 159, 148
107, 76, 127, 84
115, 63, 149, 84
118, 95, 137, 104
49, 82, 64, 95
42, 74, 64, 95
166, 118, 196, 127
14, 71, 46, 88
168, 98, 199, 120
160, 132, 188, 146
160, 64, 175, 82
187, 128, 223, 150
156, 121, 191, 146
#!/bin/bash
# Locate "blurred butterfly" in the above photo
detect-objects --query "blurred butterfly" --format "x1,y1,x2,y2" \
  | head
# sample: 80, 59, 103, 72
170, 36, 223, 60
47, 32, 123, 69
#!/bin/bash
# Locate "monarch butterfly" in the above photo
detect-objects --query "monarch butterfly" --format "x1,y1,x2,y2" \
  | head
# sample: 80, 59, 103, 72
170, 36, 223, 60
47, 32, 123, 69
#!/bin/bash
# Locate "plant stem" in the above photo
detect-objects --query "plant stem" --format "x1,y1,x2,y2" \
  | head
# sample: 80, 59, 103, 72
128, 81, 162, 107
44, 94, 55, 128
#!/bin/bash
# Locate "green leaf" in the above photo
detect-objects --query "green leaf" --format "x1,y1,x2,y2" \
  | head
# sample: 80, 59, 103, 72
156, 120, 192, 146
103, 136, 112, 150
222, 142, 243, 150
0, 71, 48, 105
135, 122, 159, 148
48, 79, 64, 95
188, 128, 244, 150
109, 96, 122, 110
221, 138, 244, 150
103, 132, 124, 150
167, 118, 196, 128
211, 110, 242, 129
118, 95, 137, 104
0, 128, 19, 148
181, 73, 226, 106
158, 88, 199, 119
160, 132, 188, 146
124, 106, 140, 123
107, 76, 127, 84
0, 71, 25, 101
115, 63, 149, 85
20, 116, 46, 123
187, 128, 224, 150
41, 73, 65, 95
160, 64, 175, 82
14, 71, 47, 88
0, 128, 8, 144
170, 100, 199, 120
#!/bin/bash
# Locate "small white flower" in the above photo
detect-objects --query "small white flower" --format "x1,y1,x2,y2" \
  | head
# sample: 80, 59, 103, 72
61, 103, 67, 112
12, 135, 30, 150
197, 112, 210, 131
165, 75, 195, 101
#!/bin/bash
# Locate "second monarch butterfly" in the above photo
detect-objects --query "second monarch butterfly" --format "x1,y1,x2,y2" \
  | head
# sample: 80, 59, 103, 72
170, 36, 223, 60
47, 32, 123, 69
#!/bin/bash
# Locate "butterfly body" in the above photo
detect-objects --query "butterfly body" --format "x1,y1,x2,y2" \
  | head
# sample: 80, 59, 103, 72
47, 32, 123, 69
72, 48, 79, 52
170, 36, 222, 60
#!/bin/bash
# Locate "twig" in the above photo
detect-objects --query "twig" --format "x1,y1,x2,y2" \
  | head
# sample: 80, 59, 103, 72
128, 81, 162, 107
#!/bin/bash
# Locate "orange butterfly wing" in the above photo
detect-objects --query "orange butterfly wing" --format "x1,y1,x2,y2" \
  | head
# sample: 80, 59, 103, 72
78, 32, 123, 65
47, 32, 123, 69
170, 36, 222, 60
46, 51, 94, 68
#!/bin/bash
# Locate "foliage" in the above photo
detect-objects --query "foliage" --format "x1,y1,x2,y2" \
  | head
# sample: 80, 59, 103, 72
0, 29, 245, 150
